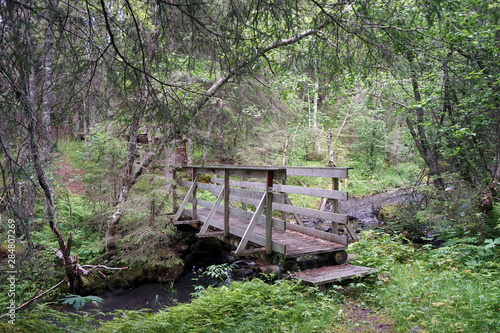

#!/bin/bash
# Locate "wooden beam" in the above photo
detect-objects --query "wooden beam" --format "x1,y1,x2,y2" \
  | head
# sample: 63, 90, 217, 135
195, 199, 285, 231
285, 195, 304, 226
192, 168, 197, 220
211, 177, 267, 190
224, 169, 230, 237
286, 167, 349, 178
266, 170, 274, 255
180, 166, 287, 180
172, 181, 197, 223
272, 202, 348, 224
286, 223, 348, 247
196, 231, 225, 238
234, 192, 267, 256
345, 223, 359, 242
198, 187, 225, 235
272, 184, 347, 200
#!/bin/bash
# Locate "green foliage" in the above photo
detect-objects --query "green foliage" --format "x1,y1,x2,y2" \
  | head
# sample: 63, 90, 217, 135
384, 174, 494, 242
13, 303, 102, 332
98, 279, 341, 333
203, 263, 236, 282
348, 230, 414, 271
371, 246, 500, 332
81, 123, 127, 206
60, 294, 103, 311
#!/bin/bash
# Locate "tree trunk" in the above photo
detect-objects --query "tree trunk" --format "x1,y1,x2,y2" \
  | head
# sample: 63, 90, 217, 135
327, 129, 335, 167
405, 51, 443, 189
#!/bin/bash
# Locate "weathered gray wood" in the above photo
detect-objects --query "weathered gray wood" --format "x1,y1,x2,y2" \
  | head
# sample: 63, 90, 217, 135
192, 168, 197, 219
231, 187, 286, 202
196, 231, 225, 238
292, 265, 375, 285
224, 169, 230, 237
178, 179, 220, 193
180, 179, 287, 205
345, 223, 359, 242
286, 222, 348, 246
172, 219, 200, 225
332, 177, 340, 213
272, 202, 348, 224
280, 179, 287, 223
211, 177, 267, 190
266, 170, 274, 255
286, 167, 349, 178
199, 187, 224, 235
234, 192, 266, 255
272, 184, 347, 200
285, 195, 304, 226
184, 208, 286, 254
232, 247, 266, 256
181, 166, 287, 180
195, 199, 285, 231
172, 181, 197, 222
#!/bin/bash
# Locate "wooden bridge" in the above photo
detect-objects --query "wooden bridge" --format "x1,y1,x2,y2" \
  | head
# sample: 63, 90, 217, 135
172, 165, 375, 283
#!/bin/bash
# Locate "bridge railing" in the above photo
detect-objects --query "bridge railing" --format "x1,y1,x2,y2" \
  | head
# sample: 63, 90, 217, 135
172, 165, 357, 256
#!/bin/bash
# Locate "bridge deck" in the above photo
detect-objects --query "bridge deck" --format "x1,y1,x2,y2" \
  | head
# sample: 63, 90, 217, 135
182, 207, 346, 257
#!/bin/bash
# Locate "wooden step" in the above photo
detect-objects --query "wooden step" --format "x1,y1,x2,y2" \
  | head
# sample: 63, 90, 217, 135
173, 219, 200, 225
291, 264, 376, 285
196, 231, 225, 238
231, 247, 266, 256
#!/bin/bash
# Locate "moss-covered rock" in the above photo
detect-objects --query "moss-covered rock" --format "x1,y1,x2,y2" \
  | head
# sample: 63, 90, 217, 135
378, 204, 402, 223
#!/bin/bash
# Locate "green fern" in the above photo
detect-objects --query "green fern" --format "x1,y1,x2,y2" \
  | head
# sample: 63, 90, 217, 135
60, 293, 103, 311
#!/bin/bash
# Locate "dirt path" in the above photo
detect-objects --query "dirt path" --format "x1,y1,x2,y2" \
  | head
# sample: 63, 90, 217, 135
54, 156, 87, 196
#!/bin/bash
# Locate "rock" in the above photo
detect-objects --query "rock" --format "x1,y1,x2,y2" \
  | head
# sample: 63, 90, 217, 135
411, 325, 424, 333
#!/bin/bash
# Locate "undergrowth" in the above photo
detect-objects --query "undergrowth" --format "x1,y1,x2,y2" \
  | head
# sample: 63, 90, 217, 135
350, 230, 500, 332
97, 279, 341, 333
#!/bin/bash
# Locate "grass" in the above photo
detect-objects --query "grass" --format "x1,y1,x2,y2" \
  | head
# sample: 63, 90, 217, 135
349, 231, 500, 333
97, 279, 342, 333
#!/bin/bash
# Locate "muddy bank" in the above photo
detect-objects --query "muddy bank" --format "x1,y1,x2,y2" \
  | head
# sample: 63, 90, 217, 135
340, 187, 419, 225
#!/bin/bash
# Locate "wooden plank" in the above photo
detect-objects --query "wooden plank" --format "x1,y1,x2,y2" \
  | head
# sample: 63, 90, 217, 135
285, 195, 304, 226
286, 222, 348, 247
195, 199, 285, 231
181, 166, 287, 180
224, 169, 230, 237
234, 192, 267, 255
272, 184, 347, 200
292, 265, 376, 285
266, 170, 274, 255
184, 209, 286, 254
172, 219, 200, 225
345, 223, 359, 242
272, 202, 348, 224
172, 181, 197, 222
286, 167, 349, 178
179, 180, 286, 205
211, 177, 266, 190
178, 179, 221, 193
192, 168, 197, 219
196, 231, 225, 238
231, 247, 266, 256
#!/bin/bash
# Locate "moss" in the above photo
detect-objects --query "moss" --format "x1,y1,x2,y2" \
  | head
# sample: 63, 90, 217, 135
0, 322, 27, 333
378, 204, 403, 223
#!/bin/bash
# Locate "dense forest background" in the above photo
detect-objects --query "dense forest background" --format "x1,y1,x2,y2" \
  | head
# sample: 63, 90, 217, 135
1, 1, 500, 332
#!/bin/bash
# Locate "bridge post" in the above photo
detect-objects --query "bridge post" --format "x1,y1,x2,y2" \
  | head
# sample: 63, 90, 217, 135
192, 167, 197, 220
266, 170, 274, 255
224, 169, 230, 237
332, 177, 339, 234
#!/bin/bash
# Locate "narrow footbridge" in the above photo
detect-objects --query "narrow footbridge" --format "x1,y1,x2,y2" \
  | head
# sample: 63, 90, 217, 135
172, 165, 374, 284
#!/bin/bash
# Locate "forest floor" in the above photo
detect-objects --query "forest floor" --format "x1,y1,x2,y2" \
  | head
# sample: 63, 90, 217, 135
54, 155, 87, 196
